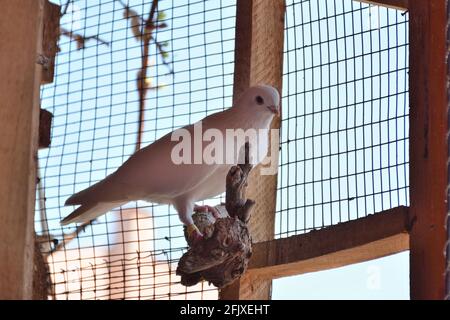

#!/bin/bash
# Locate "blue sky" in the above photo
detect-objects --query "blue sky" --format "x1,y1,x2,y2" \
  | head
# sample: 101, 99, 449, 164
273, 251, 409, 299
39, 0, 410, 299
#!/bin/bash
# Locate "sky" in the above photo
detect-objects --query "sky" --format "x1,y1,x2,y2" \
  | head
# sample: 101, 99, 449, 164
273, 251, 409, 300
39, 0, 410, 299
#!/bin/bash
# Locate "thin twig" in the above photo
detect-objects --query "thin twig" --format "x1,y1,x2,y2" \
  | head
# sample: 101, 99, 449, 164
61, 0, 73, 17
135, 0, 159, 152
153, 38, 174, 74
147, 0, 159, 31
60, 27, 109, 50
83, 35, 109, 47
116, 0, 146, 25
117, 0, 128, 8
117, 0, 171, 152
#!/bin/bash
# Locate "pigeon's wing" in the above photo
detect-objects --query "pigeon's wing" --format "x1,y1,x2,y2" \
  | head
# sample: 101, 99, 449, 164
110, 111, 232, 201
62, 126, 224, 225
66, 108, 235, 206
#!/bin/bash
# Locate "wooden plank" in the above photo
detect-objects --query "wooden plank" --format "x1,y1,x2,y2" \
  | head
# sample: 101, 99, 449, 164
248, 207, 409, 279
219, 0, 285, 300
409, 0, 448, 300
357, 0, 408, 10
445, 2, 450, 300
0, 0, 45, 299
447, 0, 450, 298
40, 1, 60, 85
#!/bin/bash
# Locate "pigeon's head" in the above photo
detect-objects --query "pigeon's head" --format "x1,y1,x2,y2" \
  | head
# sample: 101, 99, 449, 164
238, 85, 280, 117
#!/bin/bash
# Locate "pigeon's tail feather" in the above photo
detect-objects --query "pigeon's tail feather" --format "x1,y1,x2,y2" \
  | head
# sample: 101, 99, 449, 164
65, 179, 108, 206
65, 189, 89, 206
61, 201, 125, 225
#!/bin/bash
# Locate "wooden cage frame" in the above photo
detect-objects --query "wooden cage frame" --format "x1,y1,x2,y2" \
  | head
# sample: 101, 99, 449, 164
0, 0, 448, 300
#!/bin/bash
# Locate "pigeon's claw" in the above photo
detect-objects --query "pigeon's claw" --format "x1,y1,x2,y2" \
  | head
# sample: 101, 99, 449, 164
186, 224, 204, 245
194, 204, 221, 219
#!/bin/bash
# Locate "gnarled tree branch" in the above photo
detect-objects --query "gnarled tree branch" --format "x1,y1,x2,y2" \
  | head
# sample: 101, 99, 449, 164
177, 143, 255, 288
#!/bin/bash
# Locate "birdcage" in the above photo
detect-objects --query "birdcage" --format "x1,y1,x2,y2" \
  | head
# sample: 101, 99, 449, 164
0, 0, 449, 300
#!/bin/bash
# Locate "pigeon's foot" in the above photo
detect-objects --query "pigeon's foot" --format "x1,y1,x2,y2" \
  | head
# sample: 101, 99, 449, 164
194, 204, 221, 219
186, 224, 204, 245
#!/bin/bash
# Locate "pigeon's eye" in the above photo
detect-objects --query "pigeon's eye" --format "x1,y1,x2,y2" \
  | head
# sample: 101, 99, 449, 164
255, 96, 264, 105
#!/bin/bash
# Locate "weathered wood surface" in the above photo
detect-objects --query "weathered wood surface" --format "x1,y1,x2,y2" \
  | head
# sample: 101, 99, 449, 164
409, 0, 448, 300
40, 1, 60, 84
0, 0, 45, 299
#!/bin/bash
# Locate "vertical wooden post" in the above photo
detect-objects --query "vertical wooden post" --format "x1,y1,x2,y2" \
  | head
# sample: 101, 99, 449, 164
220, 0, 285, 300
409, 0, 447, 300
0, 0, 44, 299
446, 0, 450, 302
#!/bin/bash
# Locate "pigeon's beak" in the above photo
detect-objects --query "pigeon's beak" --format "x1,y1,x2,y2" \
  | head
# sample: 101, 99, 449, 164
267, 105, 280, 116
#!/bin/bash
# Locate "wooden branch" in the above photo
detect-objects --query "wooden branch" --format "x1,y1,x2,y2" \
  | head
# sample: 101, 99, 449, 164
146, 0, 159, 32
177, 144, 254, 288
226, 143, 254, 223
247, 207, 409, 279
357, 0, 408, 10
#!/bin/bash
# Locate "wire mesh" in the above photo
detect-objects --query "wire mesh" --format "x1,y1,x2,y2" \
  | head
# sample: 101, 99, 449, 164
37, 0, 236, 300
35, 0, 411, 300
276, 0, 409, 238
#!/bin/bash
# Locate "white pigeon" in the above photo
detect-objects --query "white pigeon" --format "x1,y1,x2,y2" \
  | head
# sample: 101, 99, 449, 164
62, 85, 280, 242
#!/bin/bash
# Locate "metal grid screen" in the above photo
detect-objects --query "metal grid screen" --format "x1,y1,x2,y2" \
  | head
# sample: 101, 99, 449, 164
37, 0, 236, 300
276, 0, 409, 238
35, 0, 410, 300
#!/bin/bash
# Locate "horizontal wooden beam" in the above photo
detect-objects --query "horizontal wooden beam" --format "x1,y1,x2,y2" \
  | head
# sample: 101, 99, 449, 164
248, 206, 409, 279
358, 0, 408, 10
